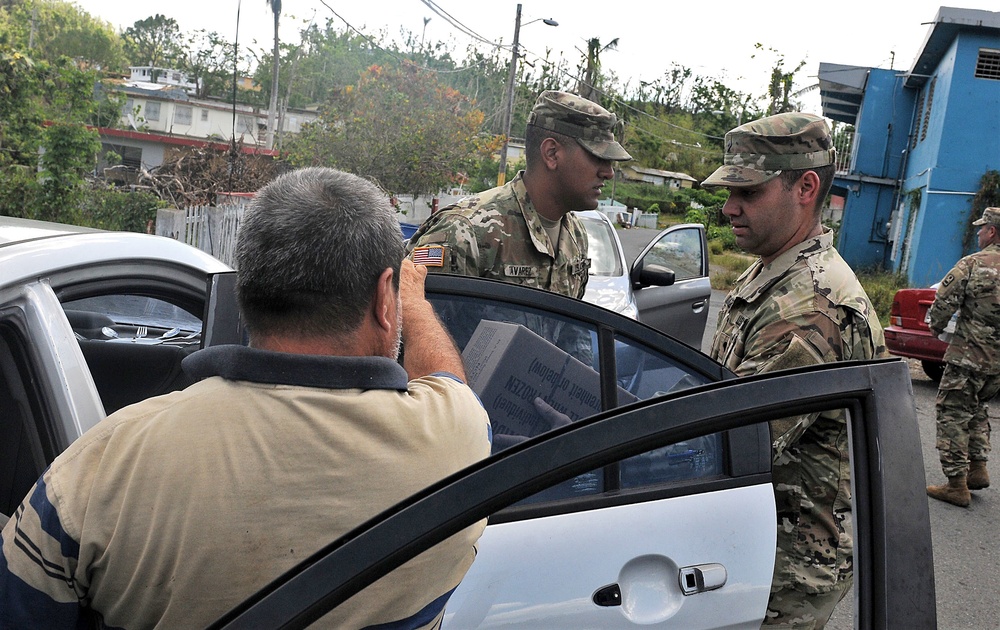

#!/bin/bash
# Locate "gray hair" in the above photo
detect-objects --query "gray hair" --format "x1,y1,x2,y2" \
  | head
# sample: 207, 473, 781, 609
235, 167, 404, 338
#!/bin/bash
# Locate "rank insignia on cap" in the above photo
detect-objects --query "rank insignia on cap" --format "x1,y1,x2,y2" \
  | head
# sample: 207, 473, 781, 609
411, 245, 445, 267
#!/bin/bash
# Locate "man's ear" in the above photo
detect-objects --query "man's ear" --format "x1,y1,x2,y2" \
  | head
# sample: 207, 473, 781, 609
797, 170, 821, 208
539, 137, 562, 171
371, 267, 396, 333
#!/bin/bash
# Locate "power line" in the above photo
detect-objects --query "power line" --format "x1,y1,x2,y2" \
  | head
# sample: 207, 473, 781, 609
318, 0, 497, 74
325, 1, 730, 149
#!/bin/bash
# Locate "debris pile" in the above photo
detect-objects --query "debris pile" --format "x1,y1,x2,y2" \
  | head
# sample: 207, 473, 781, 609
134, 142, 282, 206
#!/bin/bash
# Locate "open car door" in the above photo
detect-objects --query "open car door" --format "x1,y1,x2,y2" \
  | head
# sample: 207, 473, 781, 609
207, 274, 934, 629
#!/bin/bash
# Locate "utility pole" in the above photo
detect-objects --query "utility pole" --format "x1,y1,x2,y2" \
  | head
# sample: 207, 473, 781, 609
496, 4, 522, 188
495, 6, 557, 187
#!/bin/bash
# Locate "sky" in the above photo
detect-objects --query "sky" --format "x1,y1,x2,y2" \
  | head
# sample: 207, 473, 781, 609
71, 1, 1000, 115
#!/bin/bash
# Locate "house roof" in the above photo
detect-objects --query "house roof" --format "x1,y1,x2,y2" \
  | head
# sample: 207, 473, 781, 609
97, 127, 278, 157
818, 62, 870, 125
905, 7, 1000, 88
622, 165, 697, 182
819, 8, 1000, 122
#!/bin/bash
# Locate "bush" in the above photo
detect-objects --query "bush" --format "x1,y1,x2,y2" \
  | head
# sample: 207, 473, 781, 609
79, 185, 167, 232
708, 225, 736, 251
857, 270, 909, 328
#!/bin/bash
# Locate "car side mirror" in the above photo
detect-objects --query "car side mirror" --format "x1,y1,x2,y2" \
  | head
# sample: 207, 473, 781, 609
630, 262, 675, 290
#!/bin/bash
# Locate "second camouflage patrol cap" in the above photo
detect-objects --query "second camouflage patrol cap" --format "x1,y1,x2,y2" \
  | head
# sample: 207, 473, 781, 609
527, 91, 632, 161
702, 112, 836, 187
972, 207, 1000, 226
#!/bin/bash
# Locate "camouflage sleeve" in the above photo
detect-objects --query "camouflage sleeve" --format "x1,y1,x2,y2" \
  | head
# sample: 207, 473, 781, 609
734, 311, 846, 455
407, 213, 482, 278
927, 261, 969, 334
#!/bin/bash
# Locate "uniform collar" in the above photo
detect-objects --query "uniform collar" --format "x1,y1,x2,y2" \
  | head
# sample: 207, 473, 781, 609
732, 229, 834, 304
512, 171, 578, 258
182, 345, 410, 391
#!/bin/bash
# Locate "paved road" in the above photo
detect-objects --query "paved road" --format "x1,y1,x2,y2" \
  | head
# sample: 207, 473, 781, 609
618, 226, 1000, 629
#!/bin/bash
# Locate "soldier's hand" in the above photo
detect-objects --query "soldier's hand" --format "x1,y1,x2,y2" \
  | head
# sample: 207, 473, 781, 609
533, 397, 573, 430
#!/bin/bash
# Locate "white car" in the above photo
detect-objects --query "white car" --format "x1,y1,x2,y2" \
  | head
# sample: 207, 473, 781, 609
576, 210, 711, 349
0, 217, 935, 628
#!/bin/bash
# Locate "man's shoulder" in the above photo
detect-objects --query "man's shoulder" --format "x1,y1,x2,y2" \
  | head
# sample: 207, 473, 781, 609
440, 183, 522, 218
765, 249, 873, 318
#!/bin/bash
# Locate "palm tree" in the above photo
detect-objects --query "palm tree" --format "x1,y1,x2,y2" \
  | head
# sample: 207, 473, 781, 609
576, 37, 618, 103
266, 0, 281, 149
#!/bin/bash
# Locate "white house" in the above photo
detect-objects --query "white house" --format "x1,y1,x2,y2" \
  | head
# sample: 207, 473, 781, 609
101, 79, 318, 170
619, 165, 697, 189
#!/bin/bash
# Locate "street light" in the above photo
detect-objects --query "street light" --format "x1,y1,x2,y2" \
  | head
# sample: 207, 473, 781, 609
497, 4, 558, 187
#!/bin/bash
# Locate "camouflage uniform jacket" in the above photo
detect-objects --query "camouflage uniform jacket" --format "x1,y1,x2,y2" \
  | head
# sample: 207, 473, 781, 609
709, 229, 887, 594
927, 243, 1000, 373
406, 171, 590, 298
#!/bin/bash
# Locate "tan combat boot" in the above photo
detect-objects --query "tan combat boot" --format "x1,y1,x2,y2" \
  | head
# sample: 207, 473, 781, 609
968, 461, 990, 490
927, 475, 971, 507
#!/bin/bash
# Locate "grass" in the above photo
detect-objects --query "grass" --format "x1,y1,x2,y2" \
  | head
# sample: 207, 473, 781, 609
709, 251, 754, 290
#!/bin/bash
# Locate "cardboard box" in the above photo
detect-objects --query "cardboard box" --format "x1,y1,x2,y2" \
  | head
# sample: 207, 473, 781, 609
462, 320, 637, 440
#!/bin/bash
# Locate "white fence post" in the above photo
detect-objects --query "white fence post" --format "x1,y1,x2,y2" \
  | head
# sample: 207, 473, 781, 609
155, 208, 185, 240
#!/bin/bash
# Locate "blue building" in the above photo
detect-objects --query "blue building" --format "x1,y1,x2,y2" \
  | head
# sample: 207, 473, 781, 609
819, 7, 1000, 287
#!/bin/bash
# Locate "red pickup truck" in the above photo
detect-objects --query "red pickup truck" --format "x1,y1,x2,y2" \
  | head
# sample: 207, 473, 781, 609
884, 286, 948, 381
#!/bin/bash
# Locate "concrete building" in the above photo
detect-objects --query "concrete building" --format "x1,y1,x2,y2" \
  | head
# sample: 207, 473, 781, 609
820, 6, 1000, 286
101, 79, 317, 171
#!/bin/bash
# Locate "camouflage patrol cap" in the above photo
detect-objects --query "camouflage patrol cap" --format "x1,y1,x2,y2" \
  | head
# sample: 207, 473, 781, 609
972, 207, 1000, 226
702, 112, 836, 187
527, 90, 632, 161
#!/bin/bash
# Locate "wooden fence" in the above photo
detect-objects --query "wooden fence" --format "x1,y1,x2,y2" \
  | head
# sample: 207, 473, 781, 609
155, 204, 245, 267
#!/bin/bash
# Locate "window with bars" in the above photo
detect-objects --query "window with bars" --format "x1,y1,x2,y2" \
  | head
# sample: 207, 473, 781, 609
174, 106, 193, 126
145, 101, 160, 122
911, 88, 924, 149
975, 48, 1000, 80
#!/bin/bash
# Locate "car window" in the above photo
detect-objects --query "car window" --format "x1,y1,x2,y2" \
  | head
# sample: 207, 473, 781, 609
61, 294, 205, 415
578, 215, 622, 276
427, 286, 729, 510
63, 295, 202, 339
644, 226, 705, 281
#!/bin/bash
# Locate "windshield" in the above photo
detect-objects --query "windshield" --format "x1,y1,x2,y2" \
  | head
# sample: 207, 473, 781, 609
578, 215, 622, 277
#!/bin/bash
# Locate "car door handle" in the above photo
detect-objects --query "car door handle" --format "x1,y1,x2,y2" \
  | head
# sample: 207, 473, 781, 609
678, 563, 727, 595
592, 583, 622, 607
691, 300, 706, 313
592, 562, 727, 607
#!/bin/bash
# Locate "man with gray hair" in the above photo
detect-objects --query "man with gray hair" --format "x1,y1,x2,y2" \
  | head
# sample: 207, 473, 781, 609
704, 112, 886, 628
926, 206, 1000, 507
0, 167, 492, 628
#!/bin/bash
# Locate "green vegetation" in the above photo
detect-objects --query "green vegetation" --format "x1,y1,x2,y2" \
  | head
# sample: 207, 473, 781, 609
709, 251, 753, 290
0, 0, 816, 232
858, 270, 909, 328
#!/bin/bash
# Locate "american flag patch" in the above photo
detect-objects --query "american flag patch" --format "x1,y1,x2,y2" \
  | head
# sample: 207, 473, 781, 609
411, 245, 445, 267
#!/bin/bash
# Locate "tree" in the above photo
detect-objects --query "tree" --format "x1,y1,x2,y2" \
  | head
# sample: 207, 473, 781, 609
576, 36, 618, 104
0, 47, 102, 223
265, 0, 280, 148
123, 14, 181, 80
285, 63, 493, 196
178, 29, 240, 99
0, 0, 126, 71
752, 44, 806, 116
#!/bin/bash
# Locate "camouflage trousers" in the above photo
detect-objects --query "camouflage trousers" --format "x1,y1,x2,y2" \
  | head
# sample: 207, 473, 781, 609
763, 577, 851, 629
935, 364, 999, 477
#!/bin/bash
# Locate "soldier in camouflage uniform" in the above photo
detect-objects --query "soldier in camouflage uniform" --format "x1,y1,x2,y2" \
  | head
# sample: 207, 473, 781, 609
407, 90, 630, 295
925, 207, 1000, 507
406, 91, 631, 367
704, 113, 887, 629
